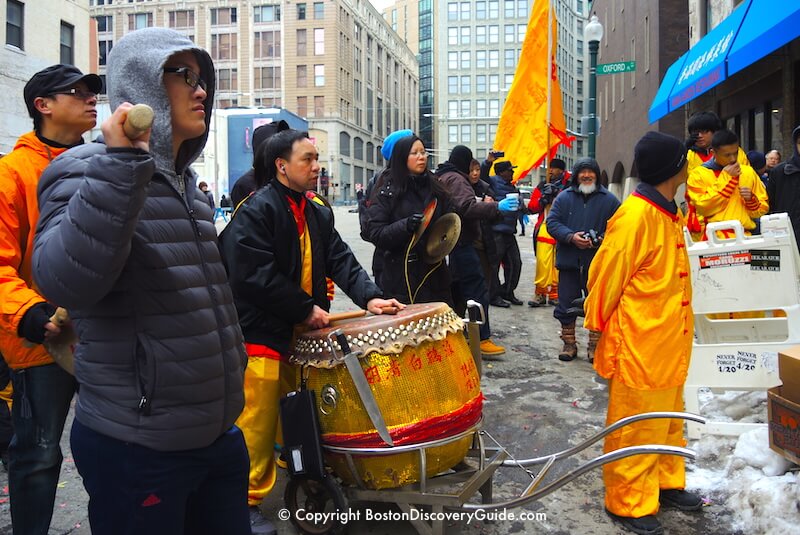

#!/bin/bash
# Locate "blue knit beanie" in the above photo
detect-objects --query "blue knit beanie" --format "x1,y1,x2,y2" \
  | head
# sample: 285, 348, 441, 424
381, 129, 414, 160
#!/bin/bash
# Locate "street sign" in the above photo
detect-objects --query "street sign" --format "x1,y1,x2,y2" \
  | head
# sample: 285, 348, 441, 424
596, 61, 636, 75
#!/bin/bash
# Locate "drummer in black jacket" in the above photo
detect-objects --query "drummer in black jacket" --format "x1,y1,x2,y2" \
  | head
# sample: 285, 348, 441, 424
219, 129, 403, 533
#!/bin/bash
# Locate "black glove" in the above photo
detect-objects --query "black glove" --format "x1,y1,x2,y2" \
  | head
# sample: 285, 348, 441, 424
17, 302, 57, 344
685, 133, 699, 150
540, 196, 552, 207
406, 213, 424, 233
542, 183, 559, 197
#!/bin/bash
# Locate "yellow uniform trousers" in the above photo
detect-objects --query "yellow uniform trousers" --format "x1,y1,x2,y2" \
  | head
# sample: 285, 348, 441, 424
603, 379, 686, 518
534, 222, 559, 300
237, 348, 282, 506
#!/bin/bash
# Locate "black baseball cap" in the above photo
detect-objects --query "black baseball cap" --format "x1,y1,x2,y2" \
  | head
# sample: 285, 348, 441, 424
495, 160, 517, 174
23, 64, 103, 118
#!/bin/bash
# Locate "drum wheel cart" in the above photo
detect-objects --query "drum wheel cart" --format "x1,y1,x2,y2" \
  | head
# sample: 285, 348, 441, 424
282, 303, 706, 534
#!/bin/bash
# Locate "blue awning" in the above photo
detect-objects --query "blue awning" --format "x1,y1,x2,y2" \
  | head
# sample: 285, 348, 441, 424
649, 0, 800, 124
727, 0, 800, 76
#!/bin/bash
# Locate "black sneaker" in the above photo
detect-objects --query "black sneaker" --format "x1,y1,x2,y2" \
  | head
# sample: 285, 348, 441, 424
249, 506, 277, 535
660, 489, 703, 512
505, 295, 524, 306
605, 509, 663, 535
490, 297, 510, 308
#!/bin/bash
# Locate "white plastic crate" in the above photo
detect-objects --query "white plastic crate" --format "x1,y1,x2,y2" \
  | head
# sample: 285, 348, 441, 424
685, 214, 799, 438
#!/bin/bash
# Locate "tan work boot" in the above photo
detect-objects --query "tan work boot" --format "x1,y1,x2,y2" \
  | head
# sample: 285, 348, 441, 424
558, 323, 578, 361
480, 338, 506, 356
587, 330, 601, 363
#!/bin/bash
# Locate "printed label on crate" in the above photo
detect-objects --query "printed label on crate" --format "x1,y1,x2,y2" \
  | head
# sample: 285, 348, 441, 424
699, 250, 751, 269
750, 249, 781, 271
769, 403, 800, 455
715, 351, 758, 373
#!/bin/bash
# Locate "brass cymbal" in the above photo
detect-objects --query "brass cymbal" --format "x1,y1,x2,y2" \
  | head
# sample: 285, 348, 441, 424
422, 213, 462, 264
410, 198, 438, 249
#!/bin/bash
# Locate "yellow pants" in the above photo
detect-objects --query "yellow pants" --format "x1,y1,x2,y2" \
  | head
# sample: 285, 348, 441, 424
603, 379, 686, 518
534, 223, 558, 296
237, 354, 282, 506
0, 382, 11, 411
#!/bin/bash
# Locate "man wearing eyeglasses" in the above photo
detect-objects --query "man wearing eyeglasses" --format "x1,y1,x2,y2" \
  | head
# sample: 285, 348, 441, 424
0, 63, 99, 535
33, 29, 250, 534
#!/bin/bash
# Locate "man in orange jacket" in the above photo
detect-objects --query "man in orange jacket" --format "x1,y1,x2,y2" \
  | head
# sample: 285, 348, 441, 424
0, 64, 100, 534
586, 132, 700, 535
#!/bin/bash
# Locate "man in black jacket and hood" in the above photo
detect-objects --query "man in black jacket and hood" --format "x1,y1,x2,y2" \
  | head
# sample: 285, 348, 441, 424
768, 125, 800, 248
230, 119, 290, 208
435, 145, 515, 356
34, 28, 250, 534
220, 129, 403, 532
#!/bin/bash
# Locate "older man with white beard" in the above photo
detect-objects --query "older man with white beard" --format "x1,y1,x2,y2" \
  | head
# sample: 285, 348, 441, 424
547, 158, 620, 362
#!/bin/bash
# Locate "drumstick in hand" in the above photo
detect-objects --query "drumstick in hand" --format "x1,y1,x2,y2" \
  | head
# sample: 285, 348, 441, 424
22, 307, 70, 348
123, 104, 154, 139
328, 310, 367, 323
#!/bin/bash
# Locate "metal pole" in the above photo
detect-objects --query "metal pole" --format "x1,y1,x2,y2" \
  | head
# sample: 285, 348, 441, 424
588, 40, 599, 159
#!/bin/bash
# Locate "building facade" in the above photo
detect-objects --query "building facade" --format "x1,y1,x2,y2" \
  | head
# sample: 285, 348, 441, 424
88, 0, 419, 202
591, 0, 688, 196
0, 0, 94, 153
414, 0, 587, 173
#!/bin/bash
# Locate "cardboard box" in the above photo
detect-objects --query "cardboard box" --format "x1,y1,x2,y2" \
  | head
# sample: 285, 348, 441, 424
767, 386, 800, 465
778, 346, 800, 404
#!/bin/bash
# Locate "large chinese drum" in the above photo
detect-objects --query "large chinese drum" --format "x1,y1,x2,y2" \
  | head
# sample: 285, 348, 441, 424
291, 303, 482, 490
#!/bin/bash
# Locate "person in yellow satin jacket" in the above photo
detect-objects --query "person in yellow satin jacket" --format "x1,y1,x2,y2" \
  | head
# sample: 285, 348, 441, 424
684, 111, 749, 241
585, 132, 702, 535
687, 128, 768, 240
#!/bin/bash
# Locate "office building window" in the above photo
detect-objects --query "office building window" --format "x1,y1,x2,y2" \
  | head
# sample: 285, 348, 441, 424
460, 26, 470, 45
128, 12, 153, 31
461, 125, 471, 143
476, 100, 487, 117
60, 22, 74, 64
254, 31, 281, 58
297, 96, 307, 117
517, 0, 528, 18
460, 51, 470, 69
254, 66, 280, 89
477, 124, 487, 142
99, 40, 113, 66
489, 74, 499, 92
449, 125, 458, 143
314, 96, 324, 117
254, 5, 281, 23
460, 75, 470, 94
211, 7, 237, 26
448, 2, 458, 20
476, 50, 487, 68
460, 2, 470, 20
211, 33, 237, 60
449, 100, 458, 116
6, 0, 23, 49
95, 15, 113, 32
297, 3, 306, 20
476, 26, 486, 45
504, 0, 514, 17
489, 50, 499, 68
168, 10, 193, 28
488, 25, 499, 44
297, 29, 307, 56
460, 100, 470, 116
448, 76, 458, 94
476, 1, 486, 18
448, 51, 458, 69
216, 68, 238, 91
476, 75, 486, 92
314, 2, 324, 19
314, 64, 325, 86
517, 24, 526, 42
504, 49, 515, 68
448, 27, 458, 46
314, 28, 324, 55
488, 0, 499, 18
297, 65, 307, 87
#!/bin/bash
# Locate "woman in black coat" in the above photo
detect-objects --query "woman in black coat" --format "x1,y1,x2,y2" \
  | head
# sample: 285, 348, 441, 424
364, 135, 454, 305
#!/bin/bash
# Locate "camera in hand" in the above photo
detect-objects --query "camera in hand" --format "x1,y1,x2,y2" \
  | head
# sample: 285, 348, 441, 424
585, 229, 602, 248
490, 150, 505, 157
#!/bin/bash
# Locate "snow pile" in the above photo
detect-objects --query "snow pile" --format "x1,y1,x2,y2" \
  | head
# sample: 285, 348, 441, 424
688, 394, 800, 535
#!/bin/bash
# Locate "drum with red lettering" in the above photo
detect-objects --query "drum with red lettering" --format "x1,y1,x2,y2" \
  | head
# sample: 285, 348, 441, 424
291, 302, 482, 490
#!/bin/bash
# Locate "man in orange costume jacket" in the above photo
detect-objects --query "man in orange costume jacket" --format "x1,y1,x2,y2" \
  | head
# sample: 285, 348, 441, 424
585, 132, 702, 535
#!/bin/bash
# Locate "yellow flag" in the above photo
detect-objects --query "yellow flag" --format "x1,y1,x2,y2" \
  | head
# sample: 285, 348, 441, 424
494, 0, 574, 182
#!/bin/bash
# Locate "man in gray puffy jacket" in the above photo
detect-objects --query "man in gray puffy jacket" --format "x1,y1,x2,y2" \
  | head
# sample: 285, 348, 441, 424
33, 28, 250, 534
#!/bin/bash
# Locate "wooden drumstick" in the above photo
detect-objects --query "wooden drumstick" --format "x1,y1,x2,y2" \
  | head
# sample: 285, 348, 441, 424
328, 310, 367, 323
123, 103, 154, 139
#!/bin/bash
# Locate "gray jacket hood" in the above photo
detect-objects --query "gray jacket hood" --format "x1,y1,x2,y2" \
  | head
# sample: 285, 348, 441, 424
107, 28, 215, 176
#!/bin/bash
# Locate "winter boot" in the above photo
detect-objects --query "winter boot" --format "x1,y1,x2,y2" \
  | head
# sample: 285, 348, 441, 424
528, 294, 547, 307
558, 323, 578, 361
587, 330, 601, 363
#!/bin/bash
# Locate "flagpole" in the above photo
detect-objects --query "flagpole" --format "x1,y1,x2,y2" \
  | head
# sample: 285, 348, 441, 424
545, 0, 553, 184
